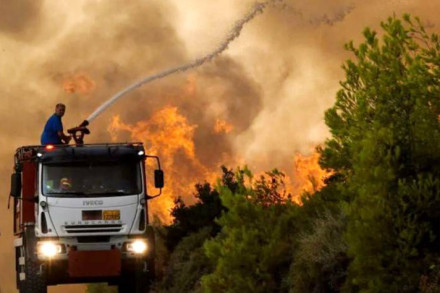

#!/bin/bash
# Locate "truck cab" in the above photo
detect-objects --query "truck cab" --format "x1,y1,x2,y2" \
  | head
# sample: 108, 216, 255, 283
10, 143, 163, 293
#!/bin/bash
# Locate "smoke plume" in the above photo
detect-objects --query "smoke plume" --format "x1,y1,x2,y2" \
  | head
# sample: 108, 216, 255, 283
86, 1, 271, 122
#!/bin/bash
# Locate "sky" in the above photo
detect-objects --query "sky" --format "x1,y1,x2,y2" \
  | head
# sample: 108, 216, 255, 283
0, 0, 438, 292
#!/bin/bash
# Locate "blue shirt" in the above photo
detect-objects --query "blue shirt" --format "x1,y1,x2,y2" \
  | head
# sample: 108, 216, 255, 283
41, 114, 63, 145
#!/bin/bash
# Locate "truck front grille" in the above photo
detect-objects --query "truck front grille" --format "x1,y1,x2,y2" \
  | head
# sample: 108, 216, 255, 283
77, 236, 111, 243
64, 224, 123, 234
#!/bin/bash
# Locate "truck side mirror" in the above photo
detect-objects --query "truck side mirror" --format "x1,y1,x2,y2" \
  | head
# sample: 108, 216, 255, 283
10, 173, 21, 198
154, 170, 164, 189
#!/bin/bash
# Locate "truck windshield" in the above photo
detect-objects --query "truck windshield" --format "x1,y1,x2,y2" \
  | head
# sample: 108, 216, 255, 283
42, 161, 142, 196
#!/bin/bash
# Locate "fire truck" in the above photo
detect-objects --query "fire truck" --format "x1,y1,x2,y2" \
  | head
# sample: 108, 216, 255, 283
9, 134, 164, 293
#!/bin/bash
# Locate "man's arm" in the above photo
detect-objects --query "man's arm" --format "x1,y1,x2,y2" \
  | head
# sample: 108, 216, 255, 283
57, 131, 71, 144
52, 115, 70, 144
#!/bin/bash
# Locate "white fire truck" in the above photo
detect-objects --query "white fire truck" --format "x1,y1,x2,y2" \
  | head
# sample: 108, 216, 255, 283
10, 141, 164, 293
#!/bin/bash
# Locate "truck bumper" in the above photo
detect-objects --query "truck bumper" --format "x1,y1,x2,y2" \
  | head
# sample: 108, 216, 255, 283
68, 249, 121, 278
34, 235, 154, 285
36, 236, 149, 261
43, 252, 149, 285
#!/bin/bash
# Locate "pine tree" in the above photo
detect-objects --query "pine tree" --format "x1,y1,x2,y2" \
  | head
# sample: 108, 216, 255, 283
202, 169, 298, 293
320, 15, 440, 291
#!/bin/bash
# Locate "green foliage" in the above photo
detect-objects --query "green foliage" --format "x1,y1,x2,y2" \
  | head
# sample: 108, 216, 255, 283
202, 169, 299, 293
166, 167, 238, 251
253, 169, 289, 205
160, 227, 213, 293
321, 14, 440, 291
288, 181, 349, 293
289, 210, 348, 293
152, 216, 171, 282
154, 167, 241, 291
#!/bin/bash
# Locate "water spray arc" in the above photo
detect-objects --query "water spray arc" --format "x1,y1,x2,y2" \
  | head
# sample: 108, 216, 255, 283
85, 1, 271, 123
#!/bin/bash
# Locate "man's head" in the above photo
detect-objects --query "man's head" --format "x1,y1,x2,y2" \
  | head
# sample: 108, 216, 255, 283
60, 177, 72, 191
55, 103, 66, 117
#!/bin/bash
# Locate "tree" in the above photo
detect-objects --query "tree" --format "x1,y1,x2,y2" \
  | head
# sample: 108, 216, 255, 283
166, 183, 221, 251
155, 167, 241, 291
166, 166, 239, 251
202, 169, 299, 293
160, 228, 212, 293
288, 209, 348, 293
320, 15, 440, 291
288, 182, 349, 293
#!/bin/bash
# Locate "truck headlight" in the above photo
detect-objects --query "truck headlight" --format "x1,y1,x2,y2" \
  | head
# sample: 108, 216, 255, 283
126, 240, 148, 254
37, 241, 63, 257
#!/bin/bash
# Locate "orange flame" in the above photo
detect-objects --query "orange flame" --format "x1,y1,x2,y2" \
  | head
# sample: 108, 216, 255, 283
107, 104, 330, 220
63, 74, 96, 94
290, 152, 332, 201
109, 107, 197, 159
108, 106, 216, 223
237, 152, 330, 205
214, 119, 234, 134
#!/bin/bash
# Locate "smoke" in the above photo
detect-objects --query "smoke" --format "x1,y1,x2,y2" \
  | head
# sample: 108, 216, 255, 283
86, 1, 272, 123
0, 0, 439, 292
0, 0, 44, 39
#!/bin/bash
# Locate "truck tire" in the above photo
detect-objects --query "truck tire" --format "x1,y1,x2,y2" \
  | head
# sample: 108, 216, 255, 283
19, 226, 47, 293
20, 259, 47, 293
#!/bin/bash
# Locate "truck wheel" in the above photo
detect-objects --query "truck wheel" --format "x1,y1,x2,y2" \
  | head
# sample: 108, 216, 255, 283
20, 259, 47, 293
19, 227, 47, 293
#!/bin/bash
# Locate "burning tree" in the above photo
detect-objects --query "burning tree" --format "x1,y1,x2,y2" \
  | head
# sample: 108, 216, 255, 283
320, 15, 440, 291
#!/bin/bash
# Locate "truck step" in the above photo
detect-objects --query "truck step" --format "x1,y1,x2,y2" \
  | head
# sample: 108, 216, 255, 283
19, 272, 26, 281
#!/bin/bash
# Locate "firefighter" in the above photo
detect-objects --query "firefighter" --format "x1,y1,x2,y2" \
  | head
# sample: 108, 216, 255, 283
41, 103, 71, 145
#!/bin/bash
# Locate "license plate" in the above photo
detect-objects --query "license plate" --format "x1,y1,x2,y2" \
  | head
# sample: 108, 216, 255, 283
103, 210, 120, 220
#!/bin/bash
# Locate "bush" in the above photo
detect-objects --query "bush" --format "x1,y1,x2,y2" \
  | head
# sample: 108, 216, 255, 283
160, 228, 213, 293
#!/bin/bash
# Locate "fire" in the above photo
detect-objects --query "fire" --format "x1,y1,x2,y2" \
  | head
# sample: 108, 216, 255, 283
107, 105, 330, 220
214, 119, 234, 134
237, 152, 331, 205
290, 152, 332, 201
62, 73, 96, 94
109, 107, 197, 159
108, 106, 216, 223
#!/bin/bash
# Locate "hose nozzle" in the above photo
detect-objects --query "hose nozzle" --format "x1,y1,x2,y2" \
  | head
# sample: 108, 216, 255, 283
67, 120, 90, 145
